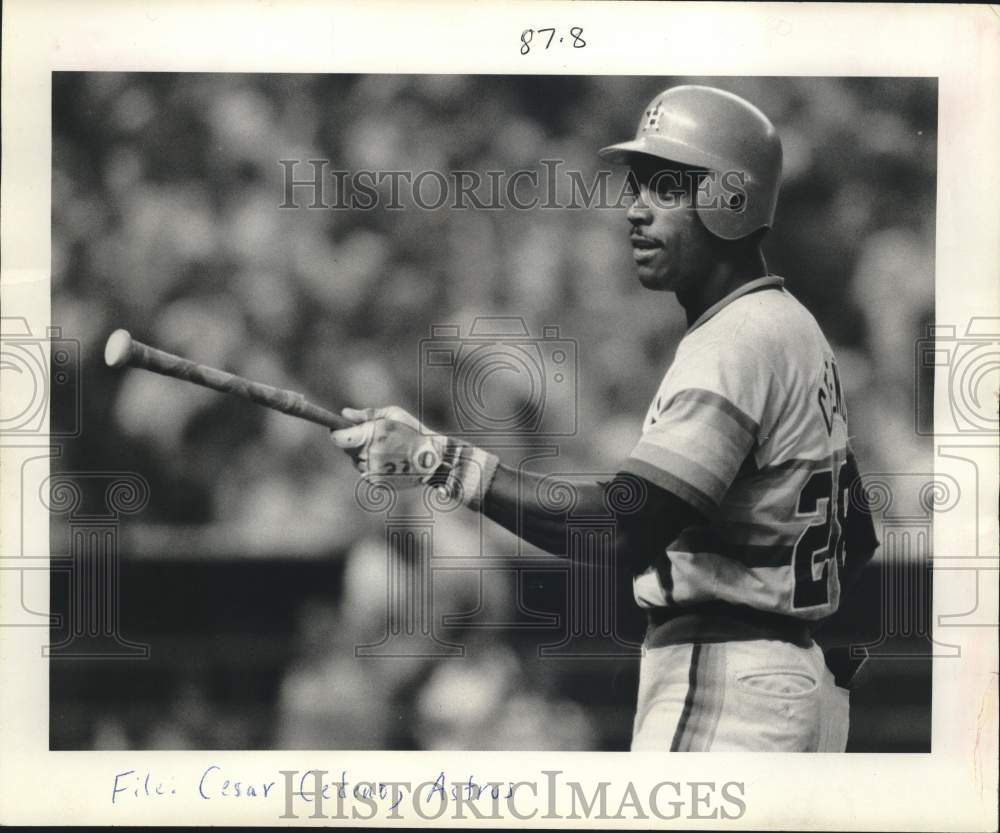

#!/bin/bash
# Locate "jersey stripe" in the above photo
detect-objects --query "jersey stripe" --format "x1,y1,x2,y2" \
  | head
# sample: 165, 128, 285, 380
713, 519, 807, 543
622, 457, 717, 517
755, 456, 834, 474
630, 389, 760, 512
638, 553, 824, 616
628, 443, 730, 507
665, 388, 760, 436
675, 525, 801, 567
731, 459, 833, 500
676, 541, 794, 569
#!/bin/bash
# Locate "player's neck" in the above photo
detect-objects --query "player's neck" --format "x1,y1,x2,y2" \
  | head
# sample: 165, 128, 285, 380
678, 249, 768, 326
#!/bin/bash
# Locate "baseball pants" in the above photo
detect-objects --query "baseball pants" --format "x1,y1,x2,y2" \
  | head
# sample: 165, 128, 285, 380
631, 639, 850, 752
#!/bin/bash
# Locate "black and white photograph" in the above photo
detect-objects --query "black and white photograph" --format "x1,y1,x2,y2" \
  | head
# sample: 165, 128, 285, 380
47, 72, 936, 755
1, 2, 997, 829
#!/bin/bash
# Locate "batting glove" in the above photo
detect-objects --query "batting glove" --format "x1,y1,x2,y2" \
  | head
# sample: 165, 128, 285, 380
331, 406, 499, 509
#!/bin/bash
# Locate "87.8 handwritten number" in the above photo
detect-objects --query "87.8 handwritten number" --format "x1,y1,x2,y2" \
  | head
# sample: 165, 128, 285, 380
521, 27, 586, 55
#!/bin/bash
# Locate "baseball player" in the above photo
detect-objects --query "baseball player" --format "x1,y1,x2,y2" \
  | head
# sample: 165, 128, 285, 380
332, 85, 881, 752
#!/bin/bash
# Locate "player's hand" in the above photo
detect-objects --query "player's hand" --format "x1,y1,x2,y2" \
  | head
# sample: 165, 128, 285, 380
330, 405, 446, 487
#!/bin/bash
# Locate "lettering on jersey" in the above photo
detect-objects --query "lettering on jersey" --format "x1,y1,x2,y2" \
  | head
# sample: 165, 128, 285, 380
817, 358, 846, 435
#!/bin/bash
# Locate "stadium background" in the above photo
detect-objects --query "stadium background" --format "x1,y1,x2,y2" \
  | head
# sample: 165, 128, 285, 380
49, 74, 936, 751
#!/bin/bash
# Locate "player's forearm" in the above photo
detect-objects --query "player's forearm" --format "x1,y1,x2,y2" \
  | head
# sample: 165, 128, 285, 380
478, 460, 704, 574
481, 465, 607, 556
480, 463, 608, 557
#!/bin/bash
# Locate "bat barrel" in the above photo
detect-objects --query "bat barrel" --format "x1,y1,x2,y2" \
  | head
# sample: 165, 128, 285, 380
104, 329, 135, 368
103, 329, 350, 430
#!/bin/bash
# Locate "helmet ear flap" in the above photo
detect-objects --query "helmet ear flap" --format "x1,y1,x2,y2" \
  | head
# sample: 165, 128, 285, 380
694, 170, 756, 240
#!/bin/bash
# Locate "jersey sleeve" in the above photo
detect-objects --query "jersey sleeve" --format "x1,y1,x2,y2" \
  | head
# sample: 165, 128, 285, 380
604, 469, 707, 576
622, 337, 778, 516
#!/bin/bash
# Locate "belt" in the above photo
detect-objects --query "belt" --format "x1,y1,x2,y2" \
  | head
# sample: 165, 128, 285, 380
645, 601, 813, 649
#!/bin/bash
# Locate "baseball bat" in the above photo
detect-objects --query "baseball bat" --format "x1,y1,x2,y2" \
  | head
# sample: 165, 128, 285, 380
103, 329, 351, 430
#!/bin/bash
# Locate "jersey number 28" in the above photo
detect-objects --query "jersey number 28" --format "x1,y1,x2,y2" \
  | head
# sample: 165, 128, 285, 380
792, 462, 849, 609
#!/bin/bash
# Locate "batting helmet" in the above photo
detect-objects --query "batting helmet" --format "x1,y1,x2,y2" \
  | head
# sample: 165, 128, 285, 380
599, 85, 783, 240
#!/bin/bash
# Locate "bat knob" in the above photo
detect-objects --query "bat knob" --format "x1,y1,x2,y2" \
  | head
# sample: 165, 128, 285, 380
104, 329, 134, 368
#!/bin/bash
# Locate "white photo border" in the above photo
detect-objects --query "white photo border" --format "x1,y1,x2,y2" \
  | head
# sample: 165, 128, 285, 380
1, 1, 997, 829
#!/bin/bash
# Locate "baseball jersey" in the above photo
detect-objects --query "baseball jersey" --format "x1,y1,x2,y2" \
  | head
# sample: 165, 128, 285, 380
623, 276, 850, 621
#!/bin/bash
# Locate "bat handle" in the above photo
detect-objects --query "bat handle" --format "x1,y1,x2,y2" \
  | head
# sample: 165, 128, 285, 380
299, 402, 352, 430
255, 386, 351, 430
211, 373, 353, 430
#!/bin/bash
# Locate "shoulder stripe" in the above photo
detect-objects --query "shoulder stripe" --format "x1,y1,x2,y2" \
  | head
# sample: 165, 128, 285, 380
630, 442, 729, 501
665, 388, 759, 436
621, 457, 717, 517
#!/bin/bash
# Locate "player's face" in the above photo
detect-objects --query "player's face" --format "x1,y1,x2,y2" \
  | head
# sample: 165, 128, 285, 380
625, 160, 717, 293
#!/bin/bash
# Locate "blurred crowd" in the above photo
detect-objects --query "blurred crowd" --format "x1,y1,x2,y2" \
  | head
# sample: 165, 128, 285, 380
51, 73, 936, 750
